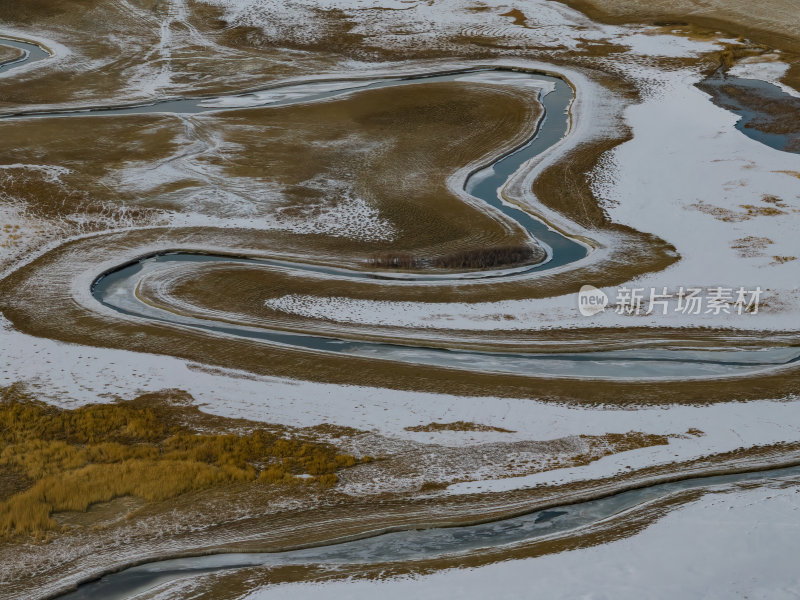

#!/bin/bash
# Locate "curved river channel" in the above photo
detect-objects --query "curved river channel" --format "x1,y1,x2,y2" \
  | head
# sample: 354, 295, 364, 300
4, 32, 800, 600
4, 34, 799, 379
4, 35, 799, 379
0, 36, 50, 74
59, 463, 800, 599
71, 69, 798, 380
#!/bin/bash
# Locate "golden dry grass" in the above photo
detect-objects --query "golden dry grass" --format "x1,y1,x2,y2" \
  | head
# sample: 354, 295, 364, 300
771, 255, 797, 264
0, 386, 366, 539
689, 200, 789, 222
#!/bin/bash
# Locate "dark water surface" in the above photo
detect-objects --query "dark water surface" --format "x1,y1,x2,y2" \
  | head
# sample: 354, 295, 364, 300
698, 72, 800, 153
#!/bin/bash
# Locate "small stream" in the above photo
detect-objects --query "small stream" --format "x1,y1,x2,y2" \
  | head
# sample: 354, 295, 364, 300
2, 40, 798, 376
58, 463, 800, 599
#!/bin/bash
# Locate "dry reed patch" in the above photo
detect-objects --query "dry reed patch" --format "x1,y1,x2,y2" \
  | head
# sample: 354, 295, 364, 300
405, 421, 516, 433
771, 255, 797, 264
0, 45, 23, 64
0, 386, 366, 539
368, 245, 541, 272
773, 170, 800, 180
730, 236, 773, 258
688, 200, 787, 222
740, 203, 787, 217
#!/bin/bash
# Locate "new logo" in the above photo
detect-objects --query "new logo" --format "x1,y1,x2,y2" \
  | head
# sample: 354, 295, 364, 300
578, 284, 608, 316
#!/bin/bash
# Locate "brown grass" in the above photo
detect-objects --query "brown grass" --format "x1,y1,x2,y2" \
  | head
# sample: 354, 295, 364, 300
405, 421, 516, 433
500, 9, 528, 27
771, 255, 797, 264
432, 245, 537, 269
730, 236, 773, 258
367, 245, 538, 271
740, 204, 787, 217
0, 386, 366, 539
0, 115, 185, 232
774, 170, 800, 179
211, 81, 537, 256
584, 431, 671, 454
368, 252, 420, 270
0, 45, 23, 64
689, 200, 789, 222
558, 0, 800, 55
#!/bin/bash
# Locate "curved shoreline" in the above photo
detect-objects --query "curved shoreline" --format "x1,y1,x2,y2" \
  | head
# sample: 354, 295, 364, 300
51, 456, 800, 600
96, 251, 800, 380
0, 34, 52, 75
1, 56, 797, 397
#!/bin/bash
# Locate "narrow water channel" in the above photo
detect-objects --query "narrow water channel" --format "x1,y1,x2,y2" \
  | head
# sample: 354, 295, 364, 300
86, 69, 800, 379
58, 463, 800, 600
0, 36, 50, 74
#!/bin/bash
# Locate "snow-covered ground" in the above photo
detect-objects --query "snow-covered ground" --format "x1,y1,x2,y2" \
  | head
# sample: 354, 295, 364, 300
3, 315, 799, 495
242, 480, 800, 600
2, 3, 799, 596
728, 53, 800, 99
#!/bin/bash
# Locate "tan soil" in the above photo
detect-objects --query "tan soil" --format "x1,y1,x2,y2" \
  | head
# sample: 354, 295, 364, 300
0, 44, 23, 65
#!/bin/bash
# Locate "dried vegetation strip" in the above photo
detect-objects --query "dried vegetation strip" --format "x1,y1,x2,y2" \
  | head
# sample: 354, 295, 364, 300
405, 421, 516, 433
368, 245, 540, 271
0, 386, 369, 539
0, 44, 23, 65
